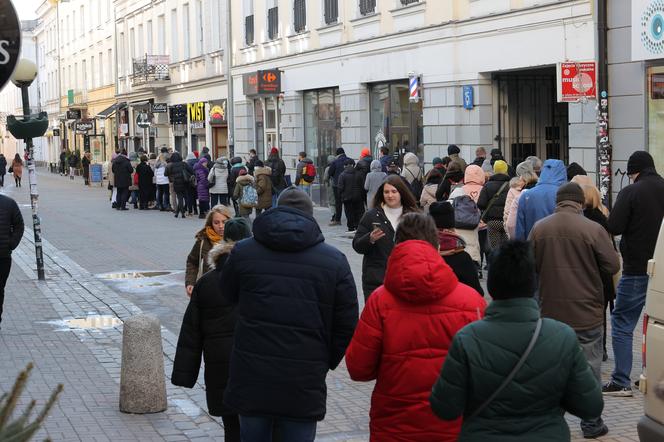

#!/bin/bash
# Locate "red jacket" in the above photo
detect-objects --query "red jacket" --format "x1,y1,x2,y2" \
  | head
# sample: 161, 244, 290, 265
345, 240, 486, 441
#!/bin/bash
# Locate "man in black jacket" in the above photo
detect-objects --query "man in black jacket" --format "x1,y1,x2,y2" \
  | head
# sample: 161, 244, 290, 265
221, 187, 358, 441
604, 151, 664, 397
0, 194, 24, 327
327, 148, 348, 226
111, 150, 134, 211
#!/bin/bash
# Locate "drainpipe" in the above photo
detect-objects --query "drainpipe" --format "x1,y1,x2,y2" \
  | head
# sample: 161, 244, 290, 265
225, 0, 234, 158
596, 0, 612, 208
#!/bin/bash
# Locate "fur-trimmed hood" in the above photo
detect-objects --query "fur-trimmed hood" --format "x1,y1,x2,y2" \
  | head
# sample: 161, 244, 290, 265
207, 241, 236, 269
254, 165, 272, 177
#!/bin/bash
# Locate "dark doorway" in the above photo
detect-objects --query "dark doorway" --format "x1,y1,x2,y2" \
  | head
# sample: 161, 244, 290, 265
494, 67, 569, 167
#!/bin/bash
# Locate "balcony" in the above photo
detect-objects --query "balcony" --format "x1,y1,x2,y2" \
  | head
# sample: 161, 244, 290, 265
131, 55, 171, 90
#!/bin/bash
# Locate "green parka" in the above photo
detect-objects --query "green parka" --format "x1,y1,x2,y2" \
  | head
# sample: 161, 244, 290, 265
430, 298, 603, 442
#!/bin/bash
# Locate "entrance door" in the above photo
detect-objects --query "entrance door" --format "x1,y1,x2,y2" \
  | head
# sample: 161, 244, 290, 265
494, 68, 569, 166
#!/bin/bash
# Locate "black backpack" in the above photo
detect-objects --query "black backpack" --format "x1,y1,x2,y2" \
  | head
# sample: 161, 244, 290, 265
405, 167, 423, 200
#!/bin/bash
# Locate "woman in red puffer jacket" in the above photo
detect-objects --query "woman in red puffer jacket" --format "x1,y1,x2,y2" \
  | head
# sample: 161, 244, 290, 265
346, 213, 486, 442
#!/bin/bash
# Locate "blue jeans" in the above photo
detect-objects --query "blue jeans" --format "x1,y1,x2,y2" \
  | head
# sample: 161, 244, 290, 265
297, 184, 311, 198
239, 416, 316, 442
611, 274, 649, 387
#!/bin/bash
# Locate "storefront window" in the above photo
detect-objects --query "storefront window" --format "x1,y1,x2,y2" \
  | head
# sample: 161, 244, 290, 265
254, 99, 264, 160
370, 82, 423, 163
648, 66, 664, 174
304, 88, 341, 173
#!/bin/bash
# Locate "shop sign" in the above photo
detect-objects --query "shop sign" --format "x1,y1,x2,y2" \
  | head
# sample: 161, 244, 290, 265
0, 0, 21, 92
243, 70, 282, 96
66, 109, 82, 120
209, 100, 227, 125
151, 102, 168, 113
75, 120, 94, 132
556, 62, 596, 103
53, 128, 61, 137
136, 112, 151, 128
632, 0, 664, 61
188, 102, 205, 129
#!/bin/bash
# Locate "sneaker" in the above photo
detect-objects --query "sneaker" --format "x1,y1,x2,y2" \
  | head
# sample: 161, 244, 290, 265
602, 381, 633, 397
329, 221, 341, 226
583, 423, 609, 439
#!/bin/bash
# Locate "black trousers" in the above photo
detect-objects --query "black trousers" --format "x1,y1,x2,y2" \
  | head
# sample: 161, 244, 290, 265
186, 187, 198, 214
0, 257, 11, 324
333, 187, 343, 222
139, 187, 151, 209
116, 187, 129, 209
343, 200, 364, 230
222, 414, 240, 442
176, 190, 187, 215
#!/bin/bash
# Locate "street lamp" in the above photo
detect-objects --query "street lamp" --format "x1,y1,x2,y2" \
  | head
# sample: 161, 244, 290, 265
9, 59, 46, 281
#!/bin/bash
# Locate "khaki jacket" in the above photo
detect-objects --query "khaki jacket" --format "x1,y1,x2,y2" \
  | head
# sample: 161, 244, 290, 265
529, 201, 620, 331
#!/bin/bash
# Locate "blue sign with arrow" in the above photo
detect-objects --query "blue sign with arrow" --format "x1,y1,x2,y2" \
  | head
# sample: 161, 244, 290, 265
463, 86, 474, 110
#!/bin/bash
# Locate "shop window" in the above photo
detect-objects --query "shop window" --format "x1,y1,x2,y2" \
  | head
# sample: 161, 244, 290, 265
324, 0, 339, 24
360, 0, 376, 16
294, 0, 306, 33
648, 66, 664, 174
304, 88, 341, 176
370, 82, 423, 162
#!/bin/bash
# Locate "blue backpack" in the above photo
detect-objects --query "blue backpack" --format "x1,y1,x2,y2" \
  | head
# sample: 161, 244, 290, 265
240, 183, 258, 208
452, 195, 481, 230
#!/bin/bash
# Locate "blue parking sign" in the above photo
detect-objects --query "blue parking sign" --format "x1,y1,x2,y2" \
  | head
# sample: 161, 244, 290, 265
463, 86, 474, 110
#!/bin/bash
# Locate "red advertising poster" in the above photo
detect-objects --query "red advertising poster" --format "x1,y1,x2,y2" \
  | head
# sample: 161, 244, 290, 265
558, 62, 597, 102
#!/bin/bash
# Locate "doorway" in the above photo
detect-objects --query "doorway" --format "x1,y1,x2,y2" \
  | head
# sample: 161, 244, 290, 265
494, 67, 569, 166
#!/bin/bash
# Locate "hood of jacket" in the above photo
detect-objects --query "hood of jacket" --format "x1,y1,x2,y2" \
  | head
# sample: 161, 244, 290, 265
537, 159, 567, 187
383, 240, 458, 304
236, 174, 254, 185
231, 162, 245, 169
170, 152, 183, 163
370, 160, 382, 172
403, 152, 419, 167
300, 158, 314, 165
207, 241, 236, 269
194, 158, 208, 170
253, 206, 324, 252
462, 164, 485, 201
254, 166, 272, 177
215, 157, 228, 166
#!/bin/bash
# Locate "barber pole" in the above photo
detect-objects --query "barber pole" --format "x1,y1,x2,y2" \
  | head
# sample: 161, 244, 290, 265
409, 73, 420, 103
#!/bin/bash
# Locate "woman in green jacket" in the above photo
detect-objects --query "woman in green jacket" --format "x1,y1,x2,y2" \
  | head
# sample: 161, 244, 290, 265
430, 240, 604, 441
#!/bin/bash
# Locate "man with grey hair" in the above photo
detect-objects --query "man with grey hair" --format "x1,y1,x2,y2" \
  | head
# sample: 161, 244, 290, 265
221, 186, 359, 441
525, 155, 543, 176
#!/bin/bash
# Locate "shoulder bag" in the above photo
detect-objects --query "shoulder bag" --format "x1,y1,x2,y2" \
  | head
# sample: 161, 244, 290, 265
196, 241, 204, 281
468, 318, 542, 420
480, 181, 509, 222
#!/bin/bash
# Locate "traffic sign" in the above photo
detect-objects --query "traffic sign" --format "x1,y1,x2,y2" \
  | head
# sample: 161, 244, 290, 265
0, 1, 21, 92
463, 86, 474, 110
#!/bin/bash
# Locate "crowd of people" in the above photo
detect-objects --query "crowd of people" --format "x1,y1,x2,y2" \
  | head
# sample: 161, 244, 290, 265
164, 144, 664, 442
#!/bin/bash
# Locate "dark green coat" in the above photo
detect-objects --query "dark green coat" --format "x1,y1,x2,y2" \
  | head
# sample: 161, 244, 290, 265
430, 298, 603, 441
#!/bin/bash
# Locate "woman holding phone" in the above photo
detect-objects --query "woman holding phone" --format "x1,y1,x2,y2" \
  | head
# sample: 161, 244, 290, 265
353, 175, 419, 301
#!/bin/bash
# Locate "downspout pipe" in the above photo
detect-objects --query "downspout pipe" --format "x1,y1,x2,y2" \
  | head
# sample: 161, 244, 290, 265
596, 0, 612, 208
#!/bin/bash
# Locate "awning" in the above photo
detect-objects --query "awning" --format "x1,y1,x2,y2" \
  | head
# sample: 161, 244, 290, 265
129, 100, 150, 107
96, 103, 119, 119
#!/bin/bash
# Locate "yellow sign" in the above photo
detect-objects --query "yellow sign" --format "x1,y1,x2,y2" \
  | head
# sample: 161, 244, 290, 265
187, 102, 205, 122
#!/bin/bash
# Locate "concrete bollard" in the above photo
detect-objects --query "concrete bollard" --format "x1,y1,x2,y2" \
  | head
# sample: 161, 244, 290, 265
119, 315, 167, 414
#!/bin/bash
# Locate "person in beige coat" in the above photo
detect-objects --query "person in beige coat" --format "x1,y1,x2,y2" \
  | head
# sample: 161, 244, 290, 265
254, 161, 272, 215
504, 161, 539, 239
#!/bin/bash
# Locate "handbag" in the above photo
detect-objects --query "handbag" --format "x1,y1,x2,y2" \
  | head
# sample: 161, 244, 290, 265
480, 182, 509, 222
8, 166, 12, 174
207, 168, 216, 189
468, 318, 542, 420
196, 241, 204, 281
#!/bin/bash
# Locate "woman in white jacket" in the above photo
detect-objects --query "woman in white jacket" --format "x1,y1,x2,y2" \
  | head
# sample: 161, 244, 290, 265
208, 157, 230, 207
154, 153, 171, 211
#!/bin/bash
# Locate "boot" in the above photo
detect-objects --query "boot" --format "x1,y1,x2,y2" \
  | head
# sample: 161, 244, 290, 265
174, 212, 179, 218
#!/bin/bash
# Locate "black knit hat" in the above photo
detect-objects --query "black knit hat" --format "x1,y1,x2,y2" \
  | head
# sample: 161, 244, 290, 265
277, 186, 314, 216
429, 201, 455, 229
627, 151, 655, 175
447, 144, 460, 155
566, 162, 587, 181
488, 240, 537, 300
223, 218, 252, 243
556, 182, 585, 205
336, 147, 345, 156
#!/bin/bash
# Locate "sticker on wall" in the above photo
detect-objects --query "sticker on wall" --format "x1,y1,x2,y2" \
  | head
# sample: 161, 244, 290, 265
633, 0, 664, 60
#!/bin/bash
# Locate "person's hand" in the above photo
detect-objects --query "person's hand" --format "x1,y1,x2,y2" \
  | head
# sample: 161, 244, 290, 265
186, 285, 194, 297
369, 228, 386, 244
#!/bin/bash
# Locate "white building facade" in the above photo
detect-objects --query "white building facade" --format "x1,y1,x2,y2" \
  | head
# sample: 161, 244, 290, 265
229, 0, 599, 203
114, 0, 230, 157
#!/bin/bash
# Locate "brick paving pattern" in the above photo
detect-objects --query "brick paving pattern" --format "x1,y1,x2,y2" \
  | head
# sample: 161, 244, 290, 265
0, 171, 646, 440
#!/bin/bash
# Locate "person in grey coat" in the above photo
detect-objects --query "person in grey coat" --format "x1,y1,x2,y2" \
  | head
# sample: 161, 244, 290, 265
364, 160, 387, 209
208, 157, 231, 207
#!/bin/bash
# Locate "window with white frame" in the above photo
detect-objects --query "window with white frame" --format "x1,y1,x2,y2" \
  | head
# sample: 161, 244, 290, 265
147, 20, 153, 55
82, 59, 87, 90
158, 15, 165, 54
294, 0, 306, 33
171, 9, 179, 61
107, 49, 113, 84
130, 27, 136, 59
98, 52, 103, 86
90, 56, 95, 89
119, 32, 124, 75
138, 24, 144, 57
267, 0, 278, 40
196, 0, 203, 56
80, 6, 85, 36
244, 0, 254, 46
359, 0, 376, 16
323, 0, 339, 24
183, 4, 190, 59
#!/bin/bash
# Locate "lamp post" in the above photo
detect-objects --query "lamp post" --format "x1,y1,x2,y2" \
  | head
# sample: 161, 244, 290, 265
11, 59, 45, 281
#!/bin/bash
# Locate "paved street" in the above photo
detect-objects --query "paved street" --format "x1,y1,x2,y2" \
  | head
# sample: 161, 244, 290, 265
0, 170, 646, 441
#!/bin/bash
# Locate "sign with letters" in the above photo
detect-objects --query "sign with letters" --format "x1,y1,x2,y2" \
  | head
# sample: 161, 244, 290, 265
151, 102, 168, 113
75, 120, 94, 132
243, 69, 282, 96
0, 1, 20, 92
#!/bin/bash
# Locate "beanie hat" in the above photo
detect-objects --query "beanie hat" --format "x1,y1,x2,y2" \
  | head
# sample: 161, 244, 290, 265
556, 182, 585, 205
490, 149, 503, 160
447, 145, 460, 155
255, 160, 264, 167
493, 160, 508, 175
432, 157, 443, 165
277, 186, 314, 216
361, 147, 370, 158
566, 162, 587, 181
488, 240, 537, 300
627, 151, 655, 175
239, 169, 247, 176
230, 156, 242, 165
270, 147, 279, 155
429, 201, 455, 229
160, 147, 168, 153
336, 147, 345, 156
345, 158, 355, 166
223, 218, 252, 243
516, 161, 534, 178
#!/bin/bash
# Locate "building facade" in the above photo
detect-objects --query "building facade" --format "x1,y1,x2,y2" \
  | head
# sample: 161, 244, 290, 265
114, 0, 229, 158
229, 0, 599, 203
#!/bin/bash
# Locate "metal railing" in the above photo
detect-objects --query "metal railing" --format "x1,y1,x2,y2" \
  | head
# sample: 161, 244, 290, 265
131, 55, 171, 86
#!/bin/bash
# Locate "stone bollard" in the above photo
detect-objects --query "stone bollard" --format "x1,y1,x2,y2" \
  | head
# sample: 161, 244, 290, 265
119, 315, 167, 414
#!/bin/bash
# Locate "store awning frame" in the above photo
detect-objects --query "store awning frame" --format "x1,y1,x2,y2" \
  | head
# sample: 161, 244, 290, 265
96, 103, 119, 119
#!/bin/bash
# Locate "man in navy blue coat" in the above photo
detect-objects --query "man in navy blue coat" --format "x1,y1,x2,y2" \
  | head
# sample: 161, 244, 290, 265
221, 186, 358, 441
